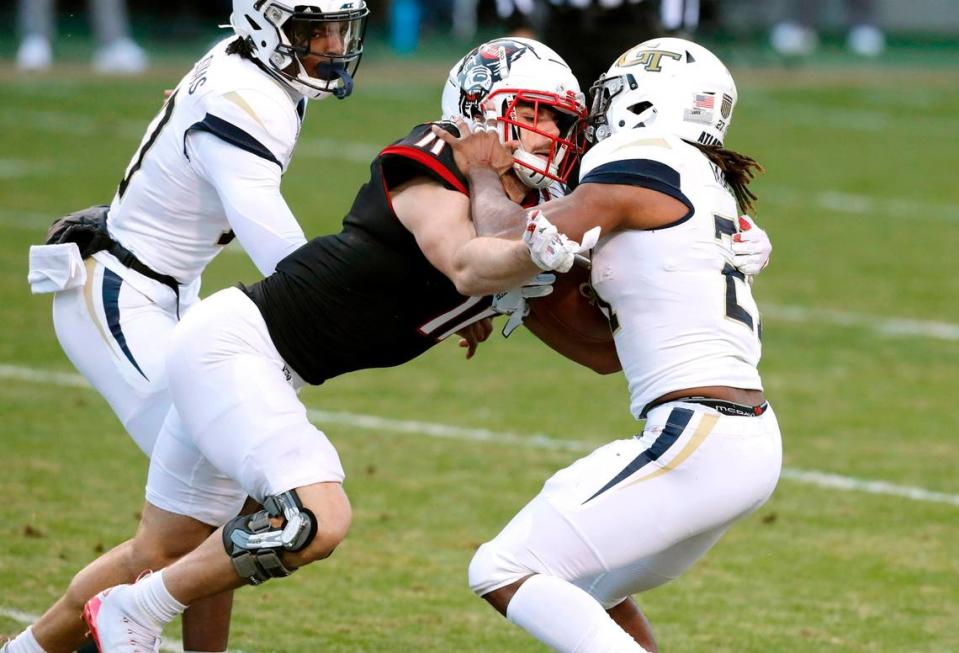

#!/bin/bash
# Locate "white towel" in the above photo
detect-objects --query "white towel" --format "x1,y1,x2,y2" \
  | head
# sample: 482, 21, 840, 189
28, 243, 87, 294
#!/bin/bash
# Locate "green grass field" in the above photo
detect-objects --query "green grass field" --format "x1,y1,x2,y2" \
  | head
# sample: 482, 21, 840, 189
1, 45, 957, 652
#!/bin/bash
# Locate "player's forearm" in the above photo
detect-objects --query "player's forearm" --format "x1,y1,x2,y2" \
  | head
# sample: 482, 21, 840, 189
467, 167, 528, 238
451, 236, 539, 297
223, 189, 307, 276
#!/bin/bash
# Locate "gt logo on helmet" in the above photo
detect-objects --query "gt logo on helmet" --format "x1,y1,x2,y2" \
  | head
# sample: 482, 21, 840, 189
617, 48, 683, 72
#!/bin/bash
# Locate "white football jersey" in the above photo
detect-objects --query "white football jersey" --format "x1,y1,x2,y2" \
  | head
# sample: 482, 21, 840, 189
584, 128, 763, 419
103, 38, 306, 291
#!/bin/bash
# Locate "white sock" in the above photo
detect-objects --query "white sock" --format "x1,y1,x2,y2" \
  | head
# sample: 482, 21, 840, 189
129, 570, 187, 630
506, 575, 649, 653
3, 626, 47, 653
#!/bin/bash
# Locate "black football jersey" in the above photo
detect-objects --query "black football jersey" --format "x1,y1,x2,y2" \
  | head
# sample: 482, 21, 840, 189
243, 122, 496, 385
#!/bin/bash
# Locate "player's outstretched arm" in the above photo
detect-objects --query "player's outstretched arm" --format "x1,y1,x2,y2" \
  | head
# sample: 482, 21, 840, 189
392, 176, 546, 296
432, 120, 528, 238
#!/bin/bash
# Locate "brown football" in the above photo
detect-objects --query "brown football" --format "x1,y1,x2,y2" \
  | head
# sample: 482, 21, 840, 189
527, 265, 613, 344
524, 266, 620, 373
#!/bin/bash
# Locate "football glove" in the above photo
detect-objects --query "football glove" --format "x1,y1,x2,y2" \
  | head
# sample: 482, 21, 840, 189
45, 205, 112, 257
731, 214, 772, 279
492, 273, 555, 337
523, 210, 600, 273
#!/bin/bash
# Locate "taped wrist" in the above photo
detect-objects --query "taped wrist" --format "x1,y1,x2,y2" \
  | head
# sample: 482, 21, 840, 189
222, 489, 318, 585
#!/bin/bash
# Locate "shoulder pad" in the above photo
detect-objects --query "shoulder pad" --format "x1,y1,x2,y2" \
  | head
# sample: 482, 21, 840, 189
378, 122, 468, 194
579, 129, 692, 214
192, 88, 299, 168
580, 129, 685, 179
186, 46, 301, 168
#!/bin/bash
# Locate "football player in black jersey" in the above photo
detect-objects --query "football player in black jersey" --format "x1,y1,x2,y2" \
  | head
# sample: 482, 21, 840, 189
72, 39, 611, 650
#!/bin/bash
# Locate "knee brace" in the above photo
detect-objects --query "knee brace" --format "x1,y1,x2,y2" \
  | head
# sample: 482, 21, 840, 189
222, 489, 317, 585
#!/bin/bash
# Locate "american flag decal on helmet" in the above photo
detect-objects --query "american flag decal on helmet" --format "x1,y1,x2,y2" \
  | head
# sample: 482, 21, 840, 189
721, 93, 733, 119
693, 93, 715, 110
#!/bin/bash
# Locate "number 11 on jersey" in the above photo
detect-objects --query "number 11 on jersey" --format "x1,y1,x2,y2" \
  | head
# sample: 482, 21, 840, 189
414, 130, 448, 156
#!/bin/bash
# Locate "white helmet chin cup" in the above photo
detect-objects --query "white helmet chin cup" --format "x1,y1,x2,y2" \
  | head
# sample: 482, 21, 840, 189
589, 37, 737, 146
512, 150, 558, 190
441, 37, 587, 188
231, 0, 369, 100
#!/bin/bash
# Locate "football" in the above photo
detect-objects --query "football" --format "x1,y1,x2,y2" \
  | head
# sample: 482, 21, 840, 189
524, 265, 619, 373
527, 265, 613, 344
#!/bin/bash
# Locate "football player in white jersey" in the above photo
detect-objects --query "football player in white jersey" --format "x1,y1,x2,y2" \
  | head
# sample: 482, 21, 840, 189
434, 37, 782, 652
13, 2, 369, 653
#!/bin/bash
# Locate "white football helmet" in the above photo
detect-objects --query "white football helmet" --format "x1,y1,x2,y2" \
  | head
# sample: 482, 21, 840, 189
441, 38, 587, 189
589, 38, 737, 146
231, 0, 369, 100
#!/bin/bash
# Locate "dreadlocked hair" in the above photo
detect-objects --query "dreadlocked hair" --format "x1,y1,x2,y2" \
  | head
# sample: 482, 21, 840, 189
684, 140, 764, 214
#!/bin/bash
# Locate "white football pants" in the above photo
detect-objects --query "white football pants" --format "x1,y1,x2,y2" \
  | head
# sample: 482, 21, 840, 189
52, 256, 192, 455
469, 401, 782, 608
146, 287, 345, 527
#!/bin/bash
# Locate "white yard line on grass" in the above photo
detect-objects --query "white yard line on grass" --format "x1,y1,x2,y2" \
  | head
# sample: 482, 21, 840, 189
750, 103, 955, 135
740, 88, 956, 133
756, 105, 891, 132
761, 304, 959, 341
0, 108, 146, 139
1, 363, 957, 508
762, 185, 959, 223
5, 261, 959, 343
0, 160, 46, 180
0, 607, 37, 625
5, 179, 957, 231
296, 137, 380, 163
0, 209, 50, 229
780, 468, 959, 506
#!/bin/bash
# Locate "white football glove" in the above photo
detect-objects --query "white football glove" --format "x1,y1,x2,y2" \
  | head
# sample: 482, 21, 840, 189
731, 214, 772, 279
492, 273, 555, 337
523, 210, 600, 273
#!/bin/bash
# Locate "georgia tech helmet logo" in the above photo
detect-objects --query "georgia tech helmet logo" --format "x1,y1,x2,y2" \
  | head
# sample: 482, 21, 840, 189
456, 39, 534, 118
617, 48, 683, 72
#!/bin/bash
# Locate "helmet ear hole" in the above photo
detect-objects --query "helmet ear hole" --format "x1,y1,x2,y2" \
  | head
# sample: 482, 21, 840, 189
627, 101, 652, 115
